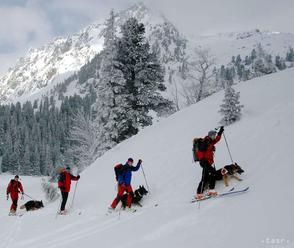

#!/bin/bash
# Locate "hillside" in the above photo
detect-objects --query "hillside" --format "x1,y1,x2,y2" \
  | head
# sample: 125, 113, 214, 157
0, 68, 293, 248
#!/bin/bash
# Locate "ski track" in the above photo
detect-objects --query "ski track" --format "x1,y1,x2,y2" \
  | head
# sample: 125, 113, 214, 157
2, 215, 22, 248
14, 211, 145, 248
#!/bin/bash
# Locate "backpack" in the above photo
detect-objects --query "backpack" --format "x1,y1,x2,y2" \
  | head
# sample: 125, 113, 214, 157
114, 164, 124, 181
192, 138, 208, 162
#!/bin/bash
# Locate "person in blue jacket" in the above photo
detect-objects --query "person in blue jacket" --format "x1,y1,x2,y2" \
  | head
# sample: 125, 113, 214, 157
110, 158, 141, 210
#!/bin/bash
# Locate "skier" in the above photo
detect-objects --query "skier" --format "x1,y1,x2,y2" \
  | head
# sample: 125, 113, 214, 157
109, 158, 142, 211
196, 126, 224, 200
58, 166, 80, 214
6, 175, 24, 215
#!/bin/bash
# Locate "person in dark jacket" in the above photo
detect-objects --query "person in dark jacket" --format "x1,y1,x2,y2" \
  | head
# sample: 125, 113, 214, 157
110, 158, 141, 210
58, 166, 80, 214
196, 126, 224, 200
6, 175, 24, 215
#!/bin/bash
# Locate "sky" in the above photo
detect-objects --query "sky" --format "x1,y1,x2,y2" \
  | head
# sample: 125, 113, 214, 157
0, 0, 293, 75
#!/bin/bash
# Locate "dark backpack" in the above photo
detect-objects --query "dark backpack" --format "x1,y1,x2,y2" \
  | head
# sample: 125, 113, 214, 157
114, 164, 124, 181
192, 138, 208, 162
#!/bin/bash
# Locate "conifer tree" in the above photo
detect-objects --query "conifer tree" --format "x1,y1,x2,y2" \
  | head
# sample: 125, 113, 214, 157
219, 83, 244, 126
95, 10, 127, 148
286, 47, 294, 62
114, 17, 171, 141
275, 55, 286, 70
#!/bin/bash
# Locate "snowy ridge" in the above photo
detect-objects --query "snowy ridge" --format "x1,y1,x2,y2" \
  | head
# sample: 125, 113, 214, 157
0, 68, 293, 248
0, 24, 104, 102
194, 29, 294, 65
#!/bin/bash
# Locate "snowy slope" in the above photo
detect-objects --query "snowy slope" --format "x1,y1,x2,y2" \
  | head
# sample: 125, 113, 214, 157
1, 68, 294, 248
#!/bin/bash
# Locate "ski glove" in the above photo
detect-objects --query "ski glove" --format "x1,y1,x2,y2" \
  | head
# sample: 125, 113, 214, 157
138, 159, 142, 165
59, 186, 66, 191
77, 175, 80, 180
21, 193, 24, 200
7, 194, 9, 200
218, 126, 224, 135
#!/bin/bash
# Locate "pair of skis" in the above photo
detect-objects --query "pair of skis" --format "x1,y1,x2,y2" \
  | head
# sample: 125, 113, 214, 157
191, 186, 249, 203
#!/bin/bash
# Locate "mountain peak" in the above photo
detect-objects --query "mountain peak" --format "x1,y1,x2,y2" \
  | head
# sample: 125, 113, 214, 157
117, 2, 152, 24
128, 2, 149, 12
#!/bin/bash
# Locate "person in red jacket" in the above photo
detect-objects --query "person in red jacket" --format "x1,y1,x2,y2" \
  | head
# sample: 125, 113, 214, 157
196, 126, 224, 200
58, 166, 80, 214
6, 175, 24, 215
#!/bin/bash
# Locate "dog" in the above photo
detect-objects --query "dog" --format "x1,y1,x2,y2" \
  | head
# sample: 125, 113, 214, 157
121, 185, 148, 208
215, 163, 245, 187
20, 200, 44, 211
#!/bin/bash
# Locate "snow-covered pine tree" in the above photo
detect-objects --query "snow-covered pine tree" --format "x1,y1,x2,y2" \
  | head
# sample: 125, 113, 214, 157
114, 17, 172, 141
219, 83, 244, 126
275, 55, 286, 70
253, 44, 276, 76
95, 10, 128, 149
286, 47, 294, 62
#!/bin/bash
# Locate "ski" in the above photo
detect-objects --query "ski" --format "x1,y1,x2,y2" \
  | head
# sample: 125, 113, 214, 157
191, 187, 234, 203
8, 213, 24, 217
106, 207, 137, 216
191, 187, 249, 203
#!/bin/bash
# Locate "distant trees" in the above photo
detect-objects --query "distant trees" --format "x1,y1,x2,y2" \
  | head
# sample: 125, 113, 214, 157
169, 44, 293, 110
216, 44, 293, 87
0, 94, 94, 175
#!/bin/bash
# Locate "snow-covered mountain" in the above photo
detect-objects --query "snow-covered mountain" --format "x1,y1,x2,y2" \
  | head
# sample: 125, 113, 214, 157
0, 3, 187, 104
0, 23, 104, 102
0, 2, 294, 105
1, 68, 293, 248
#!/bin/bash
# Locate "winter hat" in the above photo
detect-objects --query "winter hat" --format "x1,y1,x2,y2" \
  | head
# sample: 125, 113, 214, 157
208, 130, 217, 138
66, 166, 71, 171
14, 175, 19, 179
127, 158, 134, 163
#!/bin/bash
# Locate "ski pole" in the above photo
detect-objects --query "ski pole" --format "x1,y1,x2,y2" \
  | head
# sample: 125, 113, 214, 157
223, 131, 234, 164
70, 180, 79, 210
198, 165, 206, 209
55, 194, 62, 219
141, 164, 150, 192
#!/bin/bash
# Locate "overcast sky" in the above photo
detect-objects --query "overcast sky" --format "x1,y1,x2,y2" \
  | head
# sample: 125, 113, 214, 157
0, 0, 294, 75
